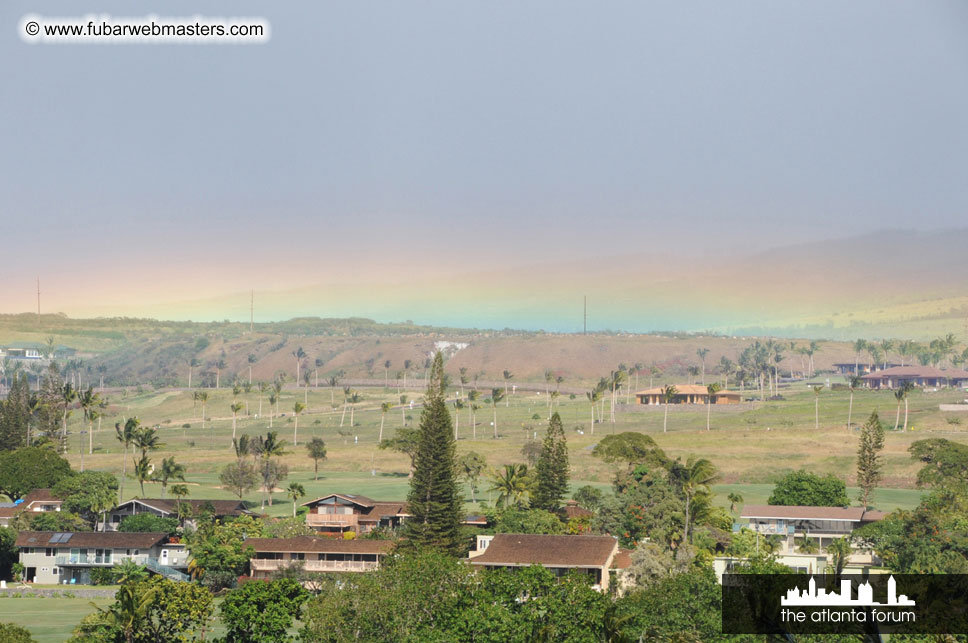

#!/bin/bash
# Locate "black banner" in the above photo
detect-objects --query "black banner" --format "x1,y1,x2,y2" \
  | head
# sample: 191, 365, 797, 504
722, 573, 968, 635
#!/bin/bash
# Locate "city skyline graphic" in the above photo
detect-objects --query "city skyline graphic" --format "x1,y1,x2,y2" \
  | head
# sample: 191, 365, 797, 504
782, 576, 915, 607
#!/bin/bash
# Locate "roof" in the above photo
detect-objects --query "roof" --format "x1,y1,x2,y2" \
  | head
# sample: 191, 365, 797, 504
861, 366, 968, 380
469, 534, 618, 569
740, 505, 866, 521
860, 510, 888, 522
116, 499, 253, 516
245, 537, 394, 555
302, 493, 379, 508
611, 548, 633, 570
563, 501, 593, 520
22, 489, 60, 504
301, 494, 409, 520
635, 385, 738, 396
16, 531, 168, 549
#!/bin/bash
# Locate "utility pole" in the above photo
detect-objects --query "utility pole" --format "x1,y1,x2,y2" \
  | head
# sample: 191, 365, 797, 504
583, 295, 586, 335
36, 278, 41, 316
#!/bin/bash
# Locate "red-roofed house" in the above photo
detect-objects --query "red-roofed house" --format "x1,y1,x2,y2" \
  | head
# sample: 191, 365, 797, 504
300, 493, 409, 534
861, 366, 968, 390
469, 533, 622, 591
0, 489, 64, 527
246, 537, 394, 579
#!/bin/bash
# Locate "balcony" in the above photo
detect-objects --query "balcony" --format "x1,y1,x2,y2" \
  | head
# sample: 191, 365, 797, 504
306, 513, 359, 529
250, 558, 379, 573
55, 555, 119, 566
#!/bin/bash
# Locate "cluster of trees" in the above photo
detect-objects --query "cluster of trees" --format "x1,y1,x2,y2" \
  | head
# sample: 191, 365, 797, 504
587, 432, 727, 550
218, 432, 289, 507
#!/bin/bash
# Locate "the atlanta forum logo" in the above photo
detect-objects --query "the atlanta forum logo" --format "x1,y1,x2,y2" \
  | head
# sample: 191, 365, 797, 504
780, 575, 916, 625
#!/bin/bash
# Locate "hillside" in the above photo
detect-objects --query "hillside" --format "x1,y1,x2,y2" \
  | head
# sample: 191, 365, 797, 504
0, 313, 889, 389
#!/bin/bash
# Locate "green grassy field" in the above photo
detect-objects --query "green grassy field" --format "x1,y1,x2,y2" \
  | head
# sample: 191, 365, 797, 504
0, 596, 114, 643
54, 380, 967, 513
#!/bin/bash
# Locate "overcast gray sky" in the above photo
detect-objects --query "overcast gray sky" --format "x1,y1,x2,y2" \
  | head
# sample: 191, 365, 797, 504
2, 1, 968, 322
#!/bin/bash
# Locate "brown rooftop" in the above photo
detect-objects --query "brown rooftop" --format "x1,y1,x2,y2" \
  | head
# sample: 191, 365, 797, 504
861, 366, 968, 380
470, 534, 618, 568
635, 385, 738, 396
245, 537, 394, 555
741, 505, 866, 521
16, 531, 168, 549
117, 498, 253, 516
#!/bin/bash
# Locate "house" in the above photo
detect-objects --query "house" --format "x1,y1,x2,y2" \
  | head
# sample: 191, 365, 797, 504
468, 533, 622, 592
16, 531, 189, 585
635, 385, 741, 405
713, 552, 831, 583
861, 366, 968, 390
1, 347, 44, 361
833, 362, 900, 376
739, 504, 885, 569
300, 494, 409, 534
245, 536, 395, 579
0, 489, 64, 528
563, 500, 593, 521
107, 498, 256, 530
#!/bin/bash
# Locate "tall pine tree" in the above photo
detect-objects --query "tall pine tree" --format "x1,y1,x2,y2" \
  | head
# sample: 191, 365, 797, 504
0, 374, 31, 451
856, 410, 885, 508
534, 411, 570, 513
404, 352, 464, 555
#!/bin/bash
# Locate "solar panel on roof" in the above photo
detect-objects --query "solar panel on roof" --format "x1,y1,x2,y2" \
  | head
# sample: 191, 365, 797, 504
48, 533, 63, 544
61, 533, 72, 543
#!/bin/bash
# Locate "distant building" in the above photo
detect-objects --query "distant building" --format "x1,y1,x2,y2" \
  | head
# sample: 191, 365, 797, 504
860, 366, 968, 390
468, 533, 623, 592
1, 347, 44, 360
0, 489, 64, 528
107, 498, 256, 530
300, 494, 409, 534
246, 536, 394, 579
16, 531, 189, 584
635, 384, 741, 405
833, 363, 901, 376
740, 504, 885, 568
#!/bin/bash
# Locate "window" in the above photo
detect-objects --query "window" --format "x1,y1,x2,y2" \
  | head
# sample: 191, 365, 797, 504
291, 553, 305, 560
52, 567, 60, 575
45, 548, 55, 557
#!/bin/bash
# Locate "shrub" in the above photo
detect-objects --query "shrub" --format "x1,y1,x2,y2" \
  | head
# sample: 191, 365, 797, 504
89, 567, 115, 586
0, 622, 36, 642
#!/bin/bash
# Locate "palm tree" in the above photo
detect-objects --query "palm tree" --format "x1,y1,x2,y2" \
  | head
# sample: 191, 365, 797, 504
154, 456, 185, 498
490, 388, 505, 438
233, 434, 251, 460
292, 401, 305, 445
268, 393, 277, 428
586, 389, 601, 435
230, 401, 244, 441
293, 347, 306, 383
78, 386, 102, 455
609, 370, 626, 424
327, 374, 340, 405
894, 382, 915, 431
188, 357, 200, 389
306, 437, 327, 480
253, 431, 287, 507
170, 484, 191, 526
384, 360, 392, 389
96, 583, 158, 643
705, 383, 721, 431
673, 456, 719, 543
488, 463, 531, 509
453, 399, 465, 440
197, 392, 208, 429
812, 385, 823, 429
503, 370, 513, 405
661, 385, 678, 433
379, 402, 391, 442
727, 492, 743, 513
287, 482, 306, 517
60, 381, 77, 453
133, 455, 152, 497
853, 339, 867, 375
845, 375, 863, 431
214, 359, 226, 389
696, 348, 710, 385
114, 418, 139, 503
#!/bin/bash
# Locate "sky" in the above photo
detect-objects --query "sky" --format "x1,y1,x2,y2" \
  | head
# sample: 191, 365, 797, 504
3, 1, 968, 330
